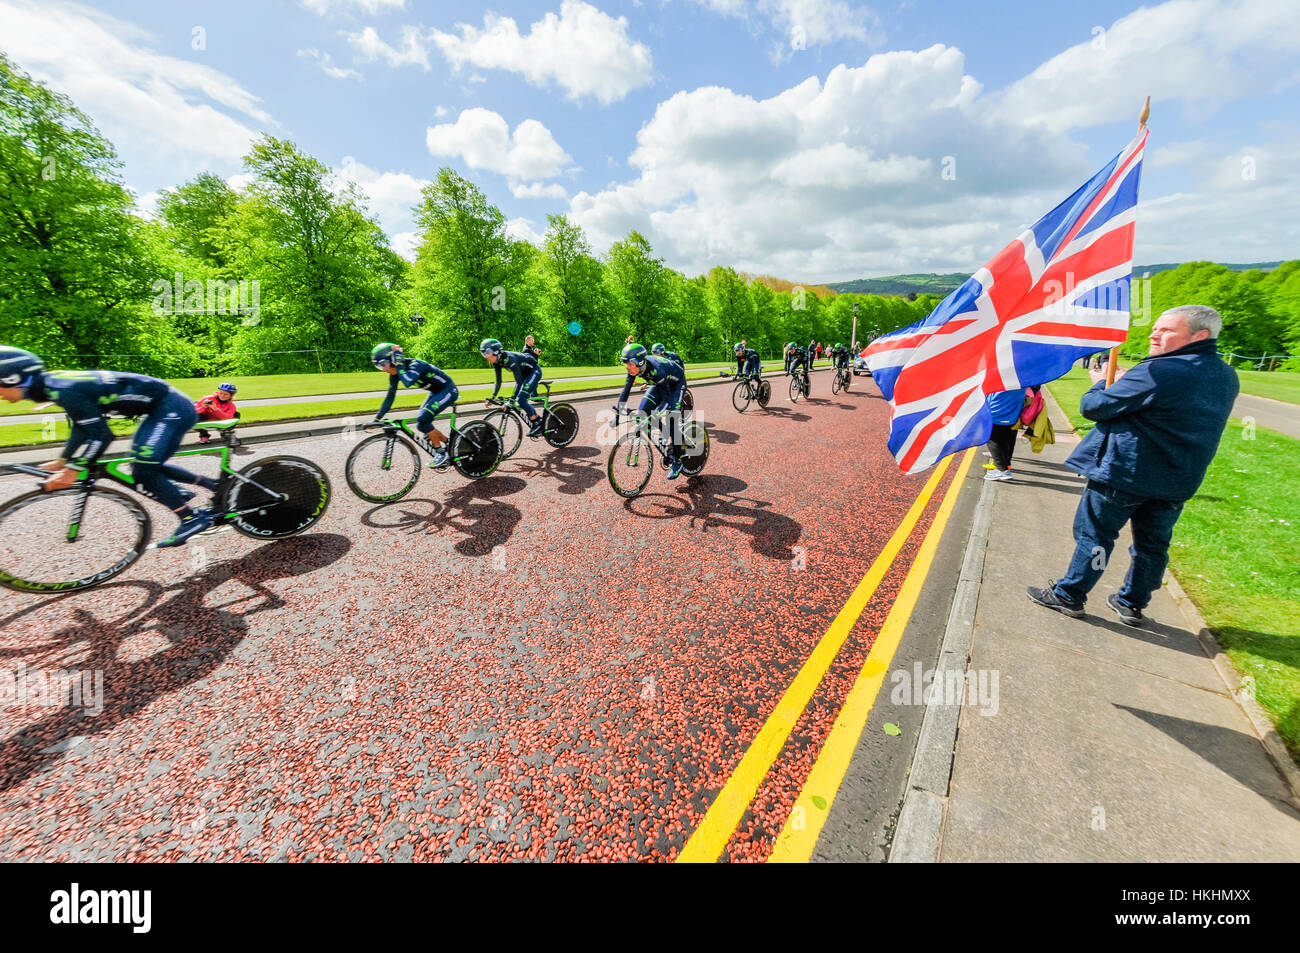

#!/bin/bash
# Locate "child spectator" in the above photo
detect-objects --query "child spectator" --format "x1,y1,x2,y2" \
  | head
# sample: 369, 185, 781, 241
195, 382, 238, 443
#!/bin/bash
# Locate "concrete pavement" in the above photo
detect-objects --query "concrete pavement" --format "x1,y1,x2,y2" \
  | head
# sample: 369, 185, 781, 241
891, 392, 1300, 862
1233, 393, 1299, 440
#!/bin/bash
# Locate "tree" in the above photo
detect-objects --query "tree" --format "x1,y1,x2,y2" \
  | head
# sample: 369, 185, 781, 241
411, 167, 521, 364
606, 231, 669, 345
539, 214, 614, 363
156, 172, 238, 269
0, 53, 158, 367
221, 136, 403, 373
707, 266, 753, 350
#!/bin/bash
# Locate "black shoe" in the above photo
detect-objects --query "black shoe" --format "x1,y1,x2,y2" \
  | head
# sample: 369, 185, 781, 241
1026, 582, 1085, 618
527, 419, 545, 438
155, 510, 216, 548
1106, 593, 1144, 627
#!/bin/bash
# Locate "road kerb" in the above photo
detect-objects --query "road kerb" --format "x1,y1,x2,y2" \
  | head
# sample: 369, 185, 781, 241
888, 464, 997, 863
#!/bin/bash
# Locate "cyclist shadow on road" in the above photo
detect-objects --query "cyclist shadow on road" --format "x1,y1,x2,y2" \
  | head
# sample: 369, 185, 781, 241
0, 533, 351, 793
705, 428, 740, 445
506, 445, 603, 496
761, 406, 812, 423
625, 474, 802, 560
360, 475, 526, 557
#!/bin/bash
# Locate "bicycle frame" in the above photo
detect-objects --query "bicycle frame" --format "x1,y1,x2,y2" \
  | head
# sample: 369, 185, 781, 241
4, 420, 285, 541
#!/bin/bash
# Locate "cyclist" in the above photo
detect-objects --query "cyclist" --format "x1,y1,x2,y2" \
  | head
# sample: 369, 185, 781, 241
734, 341, 762, 383
788, 339, 810, 378
651, 342, 684, 373
830, 341, 851, 374
0, 347, 220, 547
195, 381, 239, 443
481, 338, 544, 438
613, 342, 687, 480
370, 342, 459, 468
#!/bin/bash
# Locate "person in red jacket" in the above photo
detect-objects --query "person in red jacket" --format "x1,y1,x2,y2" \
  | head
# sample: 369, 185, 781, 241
195, 382, 238, 443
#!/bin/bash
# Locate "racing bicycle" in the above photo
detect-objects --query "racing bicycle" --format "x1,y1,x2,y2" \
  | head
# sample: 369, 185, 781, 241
789, 365, 811, 402
344, 406, 503, 503
831, 363, 851, 394
482, 381, 580, 459
607, 407, 710, 498
719, 371, 770, 413
0, 418, 331, 593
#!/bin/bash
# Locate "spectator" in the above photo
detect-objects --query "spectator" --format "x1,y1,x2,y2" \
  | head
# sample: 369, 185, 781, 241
983, 389, 1023, 480
1027, 305, 1239, 627
194, 382, 238, 444
523, 334, 542, 360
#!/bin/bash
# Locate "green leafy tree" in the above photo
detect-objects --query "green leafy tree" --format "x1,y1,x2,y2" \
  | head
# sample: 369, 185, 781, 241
538, 214, 615, 364
606, 230, 669, 345
221, 136, 403, 373
156, 172, 238, 270
411, 167, 522, 365
0, 53, 158, 367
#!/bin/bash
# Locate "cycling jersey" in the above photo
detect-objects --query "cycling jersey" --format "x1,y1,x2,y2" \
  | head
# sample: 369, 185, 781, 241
29, 370, 204, 509
788, 348, 809, 371
491, 350, 543, 419
735, 348, 761, 378
618, 354, 683, 405
376, 358, 458, 422
830, 347, 850, 369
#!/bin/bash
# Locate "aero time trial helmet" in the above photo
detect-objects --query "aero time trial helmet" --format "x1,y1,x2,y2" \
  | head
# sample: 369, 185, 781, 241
651, 343, 666, 356
621, 342, 648, 368
218, 382, 237, 394
0, 347, 45, 388
371, 342, 403, 368
480, 338, 504, 357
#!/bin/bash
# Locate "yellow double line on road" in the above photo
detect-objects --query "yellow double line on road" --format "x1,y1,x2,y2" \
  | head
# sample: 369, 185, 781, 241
676, 448, 975, 863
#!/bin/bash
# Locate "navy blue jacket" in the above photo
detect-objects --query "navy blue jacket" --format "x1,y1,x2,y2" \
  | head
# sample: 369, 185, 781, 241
1065, 338, 1238, 502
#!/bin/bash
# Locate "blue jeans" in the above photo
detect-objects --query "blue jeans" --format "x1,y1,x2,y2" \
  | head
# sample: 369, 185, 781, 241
1053, 480, 1184, 610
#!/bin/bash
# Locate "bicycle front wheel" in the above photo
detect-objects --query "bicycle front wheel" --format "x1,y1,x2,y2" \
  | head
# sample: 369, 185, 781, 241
732, 381, 751, 413
483, 408, 524, 459
451, 421, 503, 479
346, 433, 420, 503
831, 372, 843, 395
607, 430, 654, 498
543, 403, 580, 448
789, 375, 802, 402
0, 485, 150, 593
224, 455, 331, 539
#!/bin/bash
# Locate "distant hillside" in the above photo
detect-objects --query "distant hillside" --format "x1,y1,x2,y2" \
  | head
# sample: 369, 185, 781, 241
826, 262, 1285, 298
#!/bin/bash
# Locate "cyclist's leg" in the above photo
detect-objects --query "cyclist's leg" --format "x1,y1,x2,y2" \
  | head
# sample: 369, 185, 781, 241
639, 385, 669, 452
747, 356, 762, 382
131, 396, 200, 511
664, 381, 686, 457
417, 386, 458, 448
516, 369, 542, 423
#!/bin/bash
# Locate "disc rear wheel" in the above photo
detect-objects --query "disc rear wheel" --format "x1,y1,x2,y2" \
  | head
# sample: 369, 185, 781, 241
224, 455, 331, 539
543, 403, 580, 447
679, 421, 710, 476
451, 421, 503, 479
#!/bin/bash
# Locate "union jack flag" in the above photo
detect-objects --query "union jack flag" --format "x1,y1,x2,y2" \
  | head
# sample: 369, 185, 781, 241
866, 129, 1149, 474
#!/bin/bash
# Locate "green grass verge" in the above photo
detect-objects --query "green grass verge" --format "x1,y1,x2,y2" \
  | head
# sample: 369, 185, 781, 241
1171, 422, 1300, 756
1235, 369, 1300, 405
1048, 375, 1300, 755
0, 361, 750, 417
1045, 366, 1099, 435
0, 365, 762, 448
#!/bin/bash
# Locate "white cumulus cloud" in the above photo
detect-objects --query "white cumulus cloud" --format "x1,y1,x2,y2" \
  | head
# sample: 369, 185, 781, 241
431, 1, 654, 104
426, 108, 573, 181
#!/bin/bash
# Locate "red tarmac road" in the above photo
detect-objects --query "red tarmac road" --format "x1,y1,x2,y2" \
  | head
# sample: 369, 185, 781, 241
0, 371, 953, 862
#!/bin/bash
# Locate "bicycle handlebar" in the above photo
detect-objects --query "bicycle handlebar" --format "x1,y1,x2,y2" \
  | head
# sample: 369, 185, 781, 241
1, 463, 55, 478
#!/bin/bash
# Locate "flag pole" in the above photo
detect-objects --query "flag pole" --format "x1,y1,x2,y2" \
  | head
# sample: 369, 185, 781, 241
1107, 95, 1150, 387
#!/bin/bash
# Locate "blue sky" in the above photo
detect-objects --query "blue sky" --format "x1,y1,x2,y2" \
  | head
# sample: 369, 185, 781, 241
3, 0, 1297, 281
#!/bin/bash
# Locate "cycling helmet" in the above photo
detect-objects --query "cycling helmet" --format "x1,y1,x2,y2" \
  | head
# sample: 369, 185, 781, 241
0, 347, 45, 388
651, 343, 666, 356
621, 342, 648, 368
733, 342, 746, 353
835, 342, 843, 349
480, 338, 504, 357
217, 382, 237, 394
371, 342, 403, 368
